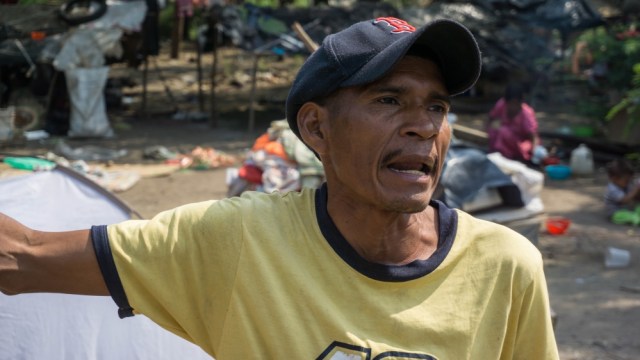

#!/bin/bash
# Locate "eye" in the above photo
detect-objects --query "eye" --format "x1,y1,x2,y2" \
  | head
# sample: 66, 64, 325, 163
427, 103, 449, 113
377, 97, 399, 105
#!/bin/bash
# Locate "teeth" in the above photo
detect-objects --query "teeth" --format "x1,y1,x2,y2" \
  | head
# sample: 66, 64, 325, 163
392, 169, 425, 175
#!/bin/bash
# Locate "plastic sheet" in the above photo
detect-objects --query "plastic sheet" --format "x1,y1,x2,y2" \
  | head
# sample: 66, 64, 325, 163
441, 145, 524, 211
0, 170, 211, 360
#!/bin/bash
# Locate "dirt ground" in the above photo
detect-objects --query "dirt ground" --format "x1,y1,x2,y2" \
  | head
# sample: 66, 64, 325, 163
2, 45, 640, 359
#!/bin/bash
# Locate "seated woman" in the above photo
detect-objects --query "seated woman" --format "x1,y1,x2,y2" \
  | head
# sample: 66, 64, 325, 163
486, 83, 540, 164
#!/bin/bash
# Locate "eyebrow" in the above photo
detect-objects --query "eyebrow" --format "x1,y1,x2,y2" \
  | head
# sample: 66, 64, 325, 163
366, 84, 452, 105
430, 92, 452, 106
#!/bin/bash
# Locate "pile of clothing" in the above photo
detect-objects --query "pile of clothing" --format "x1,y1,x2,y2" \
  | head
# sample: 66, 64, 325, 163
226, 120, 324, 197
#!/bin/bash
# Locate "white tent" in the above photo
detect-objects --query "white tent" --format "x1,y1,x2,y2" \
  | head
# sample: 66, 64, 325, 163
0, 168, 211, 360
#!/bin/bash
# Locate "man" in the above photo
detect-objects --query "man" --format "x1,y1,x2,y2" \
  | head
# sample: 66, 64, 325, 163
0, 17, 558, 359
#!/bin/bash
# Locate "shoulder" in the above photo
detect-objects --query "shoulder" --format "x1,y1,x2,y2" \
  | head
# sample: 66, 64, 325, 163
453, 209, 543, 271
229, 188, 317, 216
605, 182, 616, 190
194, 189, 318, 231
606, 181, 624, 193
521, 103, 537, 117
107, 189, 321, 279
110, 189, 318, 239
492, 97, 506, 110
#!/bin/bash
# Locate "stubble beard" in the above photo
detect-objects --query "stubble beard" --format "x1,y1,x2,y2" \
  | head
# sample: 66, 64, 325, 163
381, 195, 430, 214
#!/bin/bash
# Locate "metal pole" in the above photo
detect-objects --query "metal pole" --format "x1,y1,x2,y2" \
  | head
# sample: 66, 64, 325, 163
248, 54, 260, 133
141, 57, 148, 120
170, 1, 183, 59
209, 7, 219, 128
196, 32, 204, 112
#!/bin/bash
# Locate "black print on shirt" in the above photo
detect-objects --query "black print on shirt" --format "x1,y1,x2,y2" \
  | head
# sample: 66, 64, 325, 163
317, 341, 437, 360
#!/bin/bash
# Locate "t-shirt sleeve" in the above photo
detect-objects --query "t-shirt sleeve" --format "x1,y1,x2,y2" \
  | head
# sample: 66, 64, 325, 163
455, 211, 559, 358
510, 258, 559, 359
91, 225, 134, 318
104, 199, 245, 347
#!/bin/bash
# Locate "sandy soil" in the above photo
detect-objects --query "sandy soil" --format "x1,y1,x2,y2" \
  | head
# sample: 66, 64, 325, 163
2, 45, 639, 359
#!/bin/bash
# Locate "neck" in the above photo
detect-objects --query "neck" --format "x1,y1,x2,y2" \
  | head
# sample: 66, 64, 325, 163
327, 200, 439, 265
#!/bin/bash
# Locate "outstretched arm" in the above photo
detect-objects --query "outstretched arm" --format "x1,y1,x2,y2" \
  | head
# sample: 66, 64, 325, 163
0, 213, 108, 296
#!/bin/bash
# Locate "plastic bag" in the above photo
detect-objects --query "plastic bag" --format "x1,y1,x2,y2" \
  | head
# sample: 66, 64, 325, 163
53, 30, 105, 71
0, 106, 14, 141
65, 66, 113, 138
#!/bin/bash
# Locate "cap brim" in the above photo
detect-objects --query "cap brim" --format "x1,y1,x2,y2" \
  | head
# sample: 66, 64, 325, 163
342, 19, 481, 96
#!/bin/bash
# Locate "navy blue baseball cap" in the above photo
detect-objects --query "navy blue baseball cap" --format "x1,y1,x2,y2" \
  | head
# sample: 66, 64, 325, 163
285, 17, 482, 139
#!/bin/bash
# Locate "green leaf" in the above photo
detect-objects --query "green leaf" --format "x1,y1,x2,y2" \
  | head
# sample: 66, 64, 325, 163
606, 99, 631, 121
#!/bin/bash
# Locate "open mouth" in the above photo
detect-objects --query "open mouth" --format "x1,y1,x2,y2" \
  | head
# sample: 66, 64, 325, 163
388, 162, 431, 176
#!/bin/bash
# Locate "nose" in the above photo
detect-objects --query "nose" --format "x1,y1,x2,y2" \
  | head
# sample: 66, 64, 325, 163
400, 108, 447, 140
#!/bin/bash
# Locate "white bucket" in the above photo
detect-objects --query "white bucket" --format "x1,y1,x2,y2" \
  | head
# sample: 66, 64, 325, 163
604, 247, 631, 268
570, 143, 594, 176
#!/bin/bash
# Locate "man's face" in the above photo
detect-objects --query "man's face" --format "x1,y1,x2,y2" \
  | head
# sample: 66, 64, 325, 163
318, 56, 451, 213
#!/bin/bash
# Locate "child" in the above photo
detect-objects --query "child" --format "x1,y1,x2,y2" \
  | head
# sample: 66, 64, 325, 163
604, 159, 640, 221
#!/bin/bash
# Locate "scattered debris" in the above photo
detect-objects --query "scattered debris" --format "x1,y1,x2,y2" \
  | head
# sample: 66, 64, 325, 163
186, 146, 238, 170
143, 146, 178, 161
55, 140, 127, 161
3, 156, 55, 171
619, 285, 640, 294
604, 246, 631, 269
171, 110, 209, 122
226, 119, 324, 196
24, 129, 49, 141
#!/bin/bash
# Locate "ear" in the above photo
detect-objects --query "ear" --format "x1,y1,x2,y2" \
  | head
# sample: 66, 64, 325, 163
297, 102, 329, 156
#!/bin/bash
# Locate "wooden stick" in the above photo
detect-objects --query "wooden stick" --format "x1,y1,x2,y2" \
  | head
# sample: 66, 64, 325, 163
292, 21, 319, 52
248, 54, 260, 133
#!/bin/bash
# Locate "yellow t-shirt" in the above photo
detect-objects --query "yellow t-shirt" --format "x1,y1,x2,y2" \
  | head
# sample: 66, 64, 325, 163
100, 185, 558, 359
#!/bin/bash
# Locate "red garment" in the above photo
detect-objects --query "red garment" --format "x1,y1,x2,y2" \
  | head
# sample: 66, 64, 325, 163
251, 133, 289, 161
487, 98, 538, 161
176, 0, 193, 17
238, 165, 263, 184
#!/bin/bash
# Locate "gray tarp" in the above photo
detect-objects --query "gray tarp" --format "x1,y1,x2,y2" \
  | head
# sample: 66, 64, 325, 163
440, 145, 525, 210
